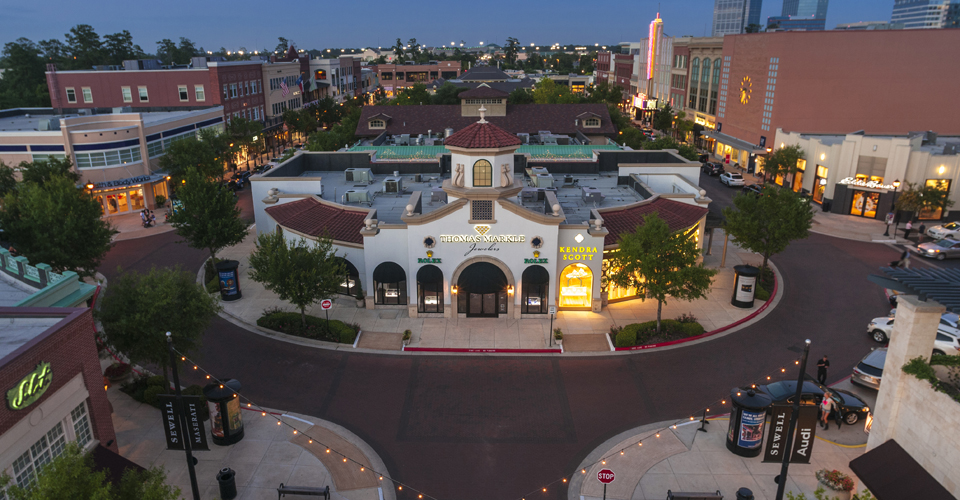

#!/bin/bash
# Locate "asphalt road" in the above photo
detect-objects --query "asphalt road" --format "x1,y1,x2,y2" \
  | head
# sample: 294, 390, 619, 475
99, 182, 905, 500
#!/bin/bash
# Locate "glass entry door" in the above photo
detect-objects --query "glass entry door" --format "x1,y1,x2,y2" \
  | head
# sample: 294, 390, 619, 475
850, 190, 880, 218
467, 293, 501, 317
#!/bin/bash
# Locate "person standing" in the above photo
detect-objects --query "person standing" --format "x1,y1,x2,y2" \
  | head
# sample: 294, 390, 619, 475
918, 222, 926, 244
903, 220, 914, 240
817, 355, 830, 385
820, 392, 834, 430
901, 249, 912, 269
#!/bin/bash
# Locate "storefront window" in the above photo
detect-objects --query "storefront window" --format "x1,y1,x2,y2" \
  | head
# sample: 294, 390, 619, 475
813, 165, 828, 204
521, 266, 549, 314
417, 265, 443, 313
373, 262, 407, 305
130, 188, 145, 210
105, 194, 119, 214
602, 253, 639, 302
918, 179, 951, 220
850, 190, 880, 218
792, 160, 806, 193
335, 258, 360, 296
558, 263, 593, 308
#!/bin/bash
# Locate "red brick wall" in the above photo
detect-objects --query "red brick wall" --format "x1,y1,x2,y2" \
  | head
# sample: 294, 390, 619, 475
46, 69, 211, 110
211, 63, 265, 120
719, 29, 960, 145
0, 308, 117, 453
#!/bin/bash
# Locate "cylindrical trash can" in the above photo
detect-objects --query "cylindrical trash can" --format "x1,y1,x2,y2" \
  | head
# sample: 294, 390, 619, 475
736, 487, 755, 500
726, 387, 772, 457
215, 260, 242, 301
203, 379, 245, 446
731, 265, 760, 308
217, 467, 238, 500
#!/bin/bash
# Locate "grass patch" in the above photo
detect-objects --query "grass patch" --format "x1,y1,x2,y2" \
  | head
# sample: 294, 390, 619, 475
257, 311, 359, 344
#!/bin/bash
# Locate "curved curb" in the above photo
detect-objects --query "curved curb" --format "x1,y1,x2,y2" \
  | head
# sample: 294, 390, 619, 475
208, 260, 785, 358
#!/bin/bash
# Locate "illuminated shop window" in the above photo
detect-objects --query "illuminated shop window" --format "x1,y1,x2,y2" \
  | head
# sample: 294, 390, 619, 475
602, 253, 640, 302
558, 263, 593, 308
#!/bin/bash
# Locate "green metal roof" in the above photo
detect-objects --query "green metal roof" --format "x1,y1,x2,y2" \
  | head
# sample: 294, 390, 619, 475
349, 144, 622, 160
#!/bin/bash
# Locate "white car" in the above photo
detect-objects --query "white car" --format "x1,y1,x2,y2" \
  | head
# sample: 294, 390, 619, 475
867, 312, 960, 343
934, 331, 960, 356
927, 221, 960, 240
720, 172, 745, 187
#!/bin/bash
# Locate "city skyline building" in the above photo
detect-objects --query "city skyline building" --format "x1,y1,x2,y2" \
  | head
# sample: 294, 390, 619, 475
891, 0, 951, 29
767, 0, 829, 30
712, 0, 764, 36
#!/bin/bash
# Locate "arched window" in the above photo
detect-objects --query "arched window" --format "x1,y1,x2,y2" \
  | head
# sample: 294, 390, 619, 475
699, 58, 710, 112
558, 263, 593, 308
701, 58, 710, 83
712, 58, 722, 86
473, 159, 492, 187
417, 265, 443, 313
373, 262, 407, 305
333, 257, 360, 296
689, 58, 699, 109
521, 266, 549, 314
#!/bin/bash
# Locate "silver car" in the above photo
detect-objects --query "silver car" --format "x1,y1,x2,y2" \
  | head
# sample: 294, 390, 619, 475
852, 348, 886, 389
927, 221, 960, 240
917, 238, 960, 260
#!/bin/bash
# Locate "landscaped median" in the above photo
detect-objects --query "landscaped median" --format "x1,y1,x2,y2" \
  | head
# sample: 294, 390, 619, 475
257, 309, 360, 345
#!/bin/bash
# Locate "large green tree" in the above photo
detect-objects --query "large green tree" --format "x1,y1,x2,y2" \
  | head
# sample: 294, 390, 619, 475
392, 38, 405, 64
643, 136, 699, 161
652, 104, 674, 132
0, 38, 48, 108
249, 231, 345, 326
64, 24, 103, 70
895, 180, 955, 219
227, 117, 264, 165
0, 174, 115, 277
722, 185, 814, 271
607, 213, 717, 333
94, 265, 219, 386
532, 78, 579, 104
388, 83, 432, 106
103, 30, 143, 65
431, 82, 467, 105
504, 37, 519, 65
158, 129, 232, 182
18, 156, 81, 186
0, 162, 16, 199
761, 144, 804, 184
508, 87, 535, 105
168, 168, 248, 264
305, 107, 361, 152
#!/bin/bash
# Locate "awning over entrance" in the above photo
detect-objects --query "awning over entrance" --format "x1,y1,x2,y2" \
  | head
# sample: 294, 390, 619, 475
458, 262, 507, 294
700, 131, 767, 155
849, 439, 953, 500
373, 262, 406, 283
90, 173, 166, 191
522, 265, 550, 285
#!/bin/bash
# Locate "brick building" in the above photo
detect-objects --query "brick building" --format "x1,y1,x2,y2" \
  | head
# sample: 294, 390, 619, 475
0, 307, 119, 490
372, 62, 461, 97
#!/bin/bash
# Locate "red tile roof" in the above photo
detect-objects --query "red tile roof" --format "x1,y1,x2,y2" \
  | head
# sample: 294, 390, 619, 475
444, 121, 522, 149
600, 198, 708, 247
356, 104, 618, 138
458, 86, 510, 99
265, 198, 367, 245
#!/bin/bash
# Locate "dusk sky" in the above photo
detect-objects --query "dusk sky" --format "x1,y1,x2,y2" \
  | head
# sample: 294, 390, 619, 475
2, 0, 892, 53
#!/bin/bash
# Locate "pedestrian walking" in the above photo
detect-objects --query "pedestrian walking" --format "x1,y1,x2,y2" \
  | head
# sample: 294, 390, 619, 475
817, 355, 830, 385
820, 392, 835, 430
903, 220, 913, 240
918, 222, 926, 244
901, 249, 911, 269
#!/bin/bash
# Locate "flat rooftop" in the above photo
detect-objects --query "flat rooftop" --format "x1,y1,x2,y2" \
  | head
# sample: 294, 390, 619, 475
0, 108, 220, 132
0, 272, 35, 306
0, 316, 61, 359
348, 144, 623, 160
312, 170, 642, 225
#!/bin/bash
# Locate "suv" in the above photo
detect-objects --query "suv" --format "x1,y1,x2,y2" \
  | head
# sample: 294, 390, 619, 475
701, 162, 724, 176
719, 171, 745, 187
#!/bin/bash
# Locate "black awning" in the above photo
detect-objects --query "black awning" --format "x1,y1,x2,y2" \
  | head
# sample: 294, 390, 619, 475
849, 439, 953, 500
334, 257, 359, 277
90, 444, 146, 486
417, 264, 443, 284
374, 262, 406, 283
458, 262, 507, 294
522, 265, 550, 285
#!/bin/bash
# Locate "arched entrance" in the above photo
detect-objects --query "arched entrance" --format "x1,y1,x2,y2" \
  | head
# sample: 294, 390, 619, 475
521, 265, 549, 314
373, 262, 407, 305
456, 262, 508, 317
416, 265, 443, 313
333, 257, 360, 297
558, 262, 593, 309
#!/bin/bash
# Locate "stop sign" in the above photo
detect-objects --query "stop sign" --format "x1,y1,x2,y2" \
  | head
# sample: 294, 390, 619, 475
597, 469, 615, 484
320, 299, 333, 310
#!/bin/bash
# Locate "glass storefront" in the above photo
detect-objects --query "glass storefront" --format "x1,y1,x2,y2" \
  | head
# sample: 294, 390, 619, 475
792, 159, 805, 193
520, 266, 549, 314
93, 182, 164, 216
558, 263, 593, 308
373, 262, 407, 305
602, 253, 639, 302
417, 265, 443, 313
812, 165, 828, 204
335, 258, 360, 296
850, 190, 880, 218
918, 179, 951, 220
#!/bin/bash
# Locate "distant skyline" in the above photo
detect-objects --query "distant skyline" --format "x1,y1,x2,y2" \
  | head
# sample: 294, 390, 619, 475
1, 0, 891, 54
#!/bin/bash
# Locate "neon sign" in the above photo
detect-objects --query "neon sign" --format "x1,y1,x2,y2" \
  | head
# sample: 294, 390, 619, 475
560, 246, 598, 261
7, 362, 52, 411
647, 13, 663, 81
838, 177, 895, 190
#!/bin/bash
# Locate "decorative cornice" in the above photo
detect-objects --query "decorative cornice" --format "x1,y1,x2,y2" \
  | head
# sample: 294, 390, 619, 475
442, 179, 523, 200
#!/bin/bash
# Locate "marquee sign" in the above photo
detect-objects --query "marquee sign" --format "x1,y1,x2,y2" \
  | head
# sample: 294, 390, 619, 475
838, 177, 895, 190
7, 362, 52, 411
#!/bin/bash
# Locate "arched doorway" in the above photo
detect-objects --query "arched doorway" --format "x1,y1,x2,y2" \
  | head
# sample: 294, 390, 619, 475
457, 262, 508, 317
521, 266, 549, 314
417, 265, 443, 313
373, 262, 407, 305
558, 263, 593, 308
333, 257, 360, 297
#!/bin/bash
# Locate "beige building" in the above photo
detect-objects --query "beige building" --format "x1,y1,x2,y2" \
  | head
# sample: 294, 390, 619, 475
262, 61, 304, 119
0, 106, 224, 216
676, 37, 724, 137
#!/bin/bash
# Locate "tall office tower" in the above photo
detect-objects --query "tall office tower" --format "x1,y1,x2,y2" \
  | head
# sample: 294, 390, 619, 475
891, 0, 950, 29
712, 0, 763, 36
782, 0, 828, 17
768, 0, 829, 30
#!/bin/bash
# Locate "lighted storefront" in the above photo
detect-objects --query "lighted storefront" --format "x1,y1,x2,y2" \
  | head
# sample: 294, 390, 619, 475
558, 263, 593, 308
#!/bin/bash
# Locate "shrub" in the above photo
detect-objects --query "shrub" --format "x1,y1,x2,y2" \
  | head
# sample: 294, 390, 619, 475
143, 386, 166, 406
675, 313, 698, 324
402, 329, 412, 341
146, 375, 168, 388
616, 323, 640, 347
104, 362, 131, 379
682, 322, 705, 337
155, 194, 167, 207
755, 286, 771, 301
257, 311, 358, 344
553, 328, 563, 340
206, 278, 220, 294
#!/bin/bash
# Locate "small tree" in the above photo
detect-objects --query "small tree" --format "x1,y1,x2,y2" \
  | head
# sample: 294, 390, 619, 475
760, 144, 804, 184
607, 213, 717, 333
723, 185, 814, 272
895, 180, 955, 219
95, 266, 220, 385
158, 129, 233, 182
652, 104, 674, 132
168, 168, 248, 265
0, 175, 115, 277
248, 231, 345, 327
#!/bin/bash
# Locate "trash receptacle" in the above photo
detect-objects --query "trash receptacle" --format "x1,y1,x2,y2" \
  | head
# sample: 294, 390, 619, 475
736, 487, 755, 500
731, 265, 760, 308
726, 387, 772, 458
203, 379, 245, 446
217, 467, 238, 500
216, 260, 242, 301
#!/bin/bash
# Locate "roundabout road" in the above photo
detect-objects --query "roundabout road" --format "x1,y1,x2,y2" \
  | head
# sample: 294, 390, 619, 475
99, 186, 901, 500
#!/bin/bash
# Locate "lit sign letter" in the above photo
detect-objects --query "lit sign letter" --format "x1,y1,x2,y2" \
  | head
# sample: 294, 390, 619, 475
7, 362, 53, 411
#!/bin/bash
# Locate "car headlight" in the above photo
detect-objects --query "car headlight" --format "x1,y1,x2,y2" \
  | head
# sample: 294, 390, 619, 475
863, 406, 869, 412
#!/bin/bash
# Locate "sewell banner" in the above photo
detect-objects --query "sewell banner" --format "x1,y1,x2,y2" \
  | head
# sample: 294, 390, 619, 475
762, 405, 818, 463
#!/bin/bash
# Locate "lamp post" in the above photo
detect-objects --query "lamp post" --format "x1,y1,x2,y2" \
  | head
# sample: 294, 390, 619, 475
774, 339, 812, 500
891, 179, 902, 237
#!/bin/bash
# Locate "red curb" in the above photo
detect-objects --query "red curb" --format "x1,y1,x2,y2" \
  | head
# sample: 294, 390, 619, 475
614, 269, 779, 351
403, 347, 562, 354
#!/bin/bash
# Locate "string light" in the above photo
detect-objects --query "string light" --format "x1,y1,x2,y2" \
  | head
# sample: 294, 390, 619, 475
308, 440, 313, 444
562, 479, 567, 483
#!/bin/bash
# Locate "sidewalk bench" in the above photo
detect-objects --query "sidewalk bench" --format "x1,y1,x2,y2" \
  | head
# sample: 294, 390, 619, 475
666, 491, 722, 500
278, 484, 329, 499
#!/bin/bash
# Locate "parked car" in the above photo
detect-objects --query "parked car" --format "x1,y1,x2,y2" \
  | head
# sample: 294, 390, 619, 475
701, 162, 725, 176
851, 348, 886, 389
934, 331, 960, 356
719, 172, 745, 187
867, 316, 895, 343
926, 221, 960, 240
917, 238, 960, 260
742, 184, 764, 196
756, 380, 870, 425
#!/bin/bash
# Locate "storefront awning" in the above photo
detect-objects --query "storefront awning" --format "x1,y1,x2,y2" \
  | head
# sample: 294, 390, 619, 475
700, 131, 768, 155
849, 439, 953, 500
90, 174, 167, 191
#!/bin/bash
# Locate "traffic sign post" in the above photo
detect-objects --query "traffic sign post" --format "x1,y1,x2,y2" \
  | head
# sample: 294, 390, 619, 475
321, 299, 333, 337
548, 306, 557, 347
597, 468, 615, 500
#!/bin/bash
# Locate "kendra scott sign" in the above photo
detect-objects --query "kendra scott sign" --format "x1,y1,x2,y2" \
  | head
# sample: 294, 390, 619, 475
439, 225, 526, 244
7, 362, 53, 411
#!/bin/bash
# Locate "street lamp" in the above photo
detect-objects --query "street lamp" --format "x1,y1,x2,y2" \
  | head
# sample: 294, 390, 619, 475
891, 179, 902, 237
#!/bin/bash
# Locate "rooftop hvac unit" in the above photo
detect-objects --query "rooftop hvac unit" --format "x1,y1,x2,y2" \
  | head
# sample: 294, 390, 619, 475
534, 173, 554, 188
944, 143, 960, 156
345, 168, 373, 183
38, 119, 61, 131
383, 176, 402, 193
517, 133, 530, 144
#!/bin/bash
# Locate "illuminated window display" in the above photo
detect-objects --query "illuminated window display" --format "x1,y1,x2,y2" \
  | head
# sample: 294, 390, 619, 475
558, 263, 593, 308
602, 255, 639, 302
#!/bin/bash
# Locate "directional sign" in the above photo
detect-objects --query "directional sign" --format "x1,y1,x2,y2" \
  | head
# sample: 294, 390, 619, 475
548, 305, 557, 315
597, 469, 615, 484
320, 299, 333, 310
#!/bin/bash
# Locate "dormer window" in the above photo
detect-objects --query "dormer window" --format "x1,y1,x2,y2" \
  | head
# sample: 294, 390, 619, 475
584, 118, 600, 128
370, 119, 386, 129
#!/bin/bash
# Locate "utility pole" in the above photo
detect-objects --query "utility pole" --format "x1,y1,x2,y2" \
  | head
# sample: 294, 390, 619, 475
166, 332, 201, 500
775, 339, 812, 500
